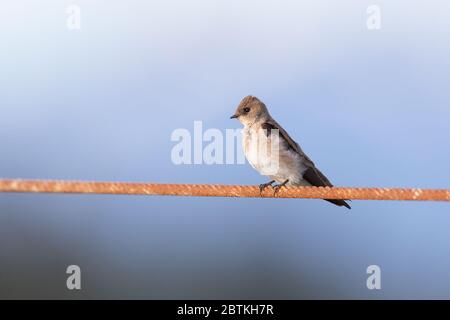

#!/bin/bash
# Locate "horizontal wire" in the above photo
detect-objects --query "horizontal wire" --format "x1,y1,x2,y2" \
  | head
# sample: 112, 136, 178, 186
0, 179, 449, 201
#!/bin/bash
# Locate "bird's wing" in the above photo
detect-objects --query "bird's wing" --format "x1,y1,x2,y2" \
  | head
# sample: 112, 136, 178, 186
261, 119, 333, 187
261, 119, 351, 209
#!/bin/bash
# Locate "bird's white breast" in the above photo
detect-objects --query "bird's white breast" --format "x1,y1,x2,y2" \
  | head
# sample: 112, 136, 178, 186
242, 125, 308, 184
242, 126, 268, 173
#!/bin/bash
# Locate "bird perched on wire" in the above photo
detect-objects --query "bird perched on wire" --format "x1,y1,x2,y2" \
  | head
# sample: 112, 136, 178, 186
230, 95, 351, 209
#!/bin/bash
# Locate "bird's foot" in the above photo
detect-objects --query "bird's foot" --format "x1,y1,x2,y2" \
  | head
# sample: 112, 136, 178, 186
273, 180, 289, 196
259, 180, 275, 196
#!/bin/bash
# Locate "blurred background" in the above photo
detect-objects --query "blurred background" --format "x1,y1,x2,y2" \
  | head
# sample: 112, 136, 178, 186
1, 0, 450, 299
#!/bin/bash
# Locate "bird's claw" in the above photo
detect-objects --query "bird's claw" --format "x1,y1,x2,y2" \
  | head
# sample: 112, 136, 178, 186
259, 180, 275, 196
273, 180, 289, 196
273, 185, 283, 196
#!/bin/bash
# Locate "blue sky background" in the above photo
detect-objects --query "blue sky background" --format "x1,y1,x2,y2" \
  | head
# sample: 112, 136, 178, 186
1, 0, 450, 298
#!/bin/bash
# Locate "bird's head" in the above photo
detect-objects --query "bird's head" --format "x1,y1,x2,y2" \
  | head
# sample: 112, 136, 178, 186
230, 95, 269, 125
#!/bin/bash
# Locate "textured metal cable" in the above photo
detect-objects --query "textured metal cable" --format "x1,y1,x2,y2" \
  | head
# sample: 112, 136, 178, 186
0, 179, 449, 201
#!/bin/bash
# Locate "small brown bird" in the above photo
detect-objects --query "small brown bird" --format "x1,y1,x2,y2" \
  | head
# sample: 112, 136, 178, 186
230, 95, 351, 209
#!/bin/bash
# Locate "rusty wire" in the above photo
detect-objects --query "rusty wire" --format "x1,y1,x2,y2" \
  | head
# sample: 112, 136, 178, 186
0, 179, 449, 202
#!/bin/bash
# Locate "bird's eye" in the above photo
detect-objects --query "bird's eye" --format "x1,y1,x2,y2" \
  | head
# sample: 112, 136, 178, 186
243, 107, 250, 113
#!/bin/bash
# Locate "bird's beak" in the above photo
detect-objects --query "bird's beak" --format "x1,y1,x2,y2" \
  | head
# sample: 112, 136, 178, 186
230, 114, 238, 119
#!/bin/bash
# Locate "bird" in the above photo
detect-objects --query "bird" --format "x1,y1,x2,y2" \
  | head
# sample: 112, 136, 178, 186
230, 95, 351, 209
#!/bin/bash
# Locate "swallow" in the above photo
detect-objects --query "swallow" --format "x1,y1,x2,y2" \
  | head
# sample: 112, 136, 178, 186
231, 95, 351, 209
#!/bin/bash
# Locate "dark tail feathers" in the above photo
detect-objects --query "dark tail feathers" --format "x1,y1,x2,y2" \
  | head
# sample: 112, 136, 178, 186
325, 199, 351, 209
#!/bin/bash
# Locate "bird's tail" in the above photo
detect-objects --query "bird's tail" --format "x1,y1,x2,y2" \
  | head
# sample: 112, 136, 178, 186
325, 199, 351, 209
